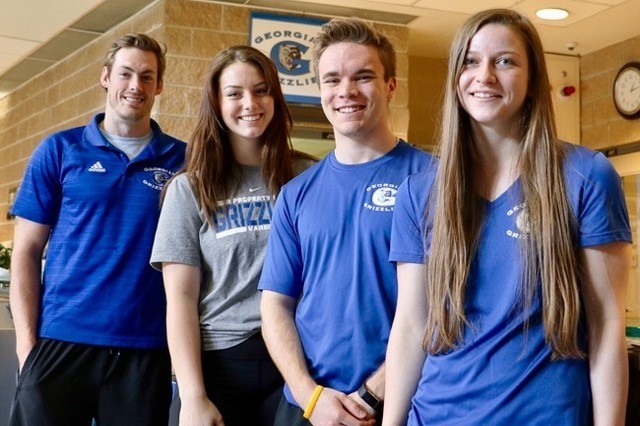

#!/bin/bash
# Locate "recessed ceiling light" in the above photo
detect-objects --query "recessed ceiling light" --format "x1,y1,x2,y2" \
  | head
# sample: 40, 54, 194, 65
536, 8, 569, 20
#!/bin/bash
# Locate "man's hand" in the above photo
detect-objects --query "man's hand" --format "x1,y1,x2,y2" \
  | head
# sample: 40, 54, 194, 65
307, 387, 375, 426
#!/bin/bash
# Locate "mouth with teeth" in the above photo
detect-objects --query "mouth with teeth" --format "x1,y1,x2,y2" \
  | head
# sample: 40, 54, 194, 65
123, 95, 145, 104
336, 105, 364, 114
239, 113, 262, 122
471, 92, 500, 99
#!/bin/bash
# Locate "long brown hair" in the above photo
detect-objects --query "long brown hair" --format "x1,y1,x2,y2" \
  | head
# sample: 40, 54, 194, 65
424, 9, 581, 358
176, 45, 313, 222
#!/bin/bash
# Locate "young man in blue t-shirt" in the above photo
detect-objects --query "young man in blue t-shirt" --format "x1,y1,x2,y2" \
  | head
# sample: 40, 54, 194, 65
259, 17, 433, 426
9, 33, 186, 425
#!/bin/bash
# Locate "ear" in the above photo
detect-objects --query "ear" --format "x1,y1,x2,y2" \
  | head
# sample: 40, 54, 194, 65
155, 79, 164, 95
100, 66, 110, 89
386, 76, 397, 102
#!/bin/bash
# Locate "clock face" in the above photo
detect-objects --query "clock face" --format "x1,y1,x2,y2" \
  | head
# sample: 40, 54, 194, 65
613, 63, 640, 118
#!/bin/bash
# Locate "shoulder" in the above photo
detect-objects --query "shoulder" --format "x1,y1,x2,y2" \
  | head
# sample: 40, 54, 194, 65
562, 143, 618, 184
33, 125, 86, 159
395, 140, 435, 166
165, 173, 195, 196
400, 163, 438, 201
151, 119, 188, 155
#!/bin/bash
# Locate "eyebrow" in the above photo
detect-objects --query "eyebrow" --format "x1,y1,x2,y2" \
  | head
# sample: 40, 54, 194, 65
466, 49, 522, 56
320, 68, 377, 79
117, 65, 156, 75
222, 81, 267, 90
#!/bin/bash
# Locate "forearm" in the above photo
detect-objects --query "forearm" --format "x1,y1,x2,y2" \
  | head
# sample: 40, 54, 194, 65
9, 219, 49, 366
166, 293, 207, 399
163, 263, 207, 400
581, 243, 631, 426
363, 363, 385, 400
382, 318, 427, 425
261, 292, 316, 407
9, 260, 41, 364
382, 262, 429, 425
589, 319, 628, 426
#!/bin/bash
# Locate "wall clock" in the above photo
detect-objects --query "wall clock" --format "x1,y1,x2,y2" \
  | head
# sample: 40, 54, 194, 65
613, 62, 640, 119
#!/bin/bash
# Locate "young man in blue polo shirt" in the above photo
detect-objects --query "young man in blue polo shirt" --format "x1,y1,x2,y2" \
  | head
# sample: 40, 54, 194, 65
9, 33, 186, 425
259, 17, 433, 426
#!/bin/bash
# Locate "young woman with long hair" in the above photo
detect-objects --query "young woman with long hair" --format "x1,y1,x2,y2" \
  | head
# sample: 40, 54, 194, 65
151, 45, 315, 426
384, 9, 631, 425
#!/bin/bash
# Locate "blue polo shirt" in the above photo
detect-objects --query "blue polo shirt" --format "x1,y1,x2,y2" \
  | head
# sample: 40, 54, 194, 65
12, 113, 186, 348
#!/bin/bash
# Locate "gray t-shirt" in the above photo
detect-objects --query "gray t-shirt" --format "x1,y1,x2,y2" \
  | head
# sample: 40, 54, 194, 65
151, 160, 313, 350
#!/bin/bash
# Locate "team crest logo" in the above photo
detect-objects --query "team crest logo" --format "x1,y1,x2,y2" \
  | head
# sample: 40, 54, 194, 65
152, 170, 171, 186
364, 183, 399, 212
372, 188, 397, 207
506, 203, 530, 239
143, 167, 175, 191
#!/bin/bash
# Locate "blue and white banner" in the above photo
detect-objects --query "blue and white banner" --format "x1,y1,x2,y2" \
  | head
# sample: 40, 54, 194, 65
250, 12, 326, 104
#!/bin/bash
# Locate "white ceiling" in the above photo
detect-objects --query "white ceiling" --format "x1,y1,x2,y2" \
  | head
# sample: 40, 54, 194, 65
1, 0, 639, 98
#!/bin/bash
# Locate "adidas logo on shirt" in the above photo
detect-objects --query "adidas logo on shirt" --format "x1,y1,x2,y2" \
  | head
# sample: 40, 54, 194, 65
88, 161, 106, 173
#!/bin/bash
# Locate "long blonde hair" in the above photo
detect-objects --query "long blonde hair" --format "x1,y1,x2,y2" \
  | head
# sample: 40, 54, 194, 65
424, 9, 581, 359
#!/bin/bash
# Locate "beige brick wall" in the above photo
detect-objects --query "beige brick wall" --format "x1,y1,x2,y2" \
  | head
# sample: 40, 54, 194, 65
0, 0, 411, 243
581, 34, 640, 151
407, 56, 447, 151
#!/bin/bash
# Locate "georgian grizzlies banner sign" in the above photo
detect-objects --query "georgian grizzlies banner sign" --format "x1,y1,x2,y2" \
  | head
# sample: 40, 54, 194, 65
250, 12, 326, 104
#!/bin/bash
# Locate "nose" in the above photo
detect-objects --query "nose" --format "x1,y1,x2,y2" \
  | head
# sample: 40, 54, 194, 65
475, 61, 496, 84
338, 80, 358, 98
129, 75, 142, 91
243, 93, 258, 110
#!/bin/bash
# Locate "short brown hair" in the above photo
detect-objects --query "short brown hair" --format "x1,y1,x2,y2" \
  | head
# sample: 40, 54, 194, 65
103, 33, 166, 82
312, 17, 396, 81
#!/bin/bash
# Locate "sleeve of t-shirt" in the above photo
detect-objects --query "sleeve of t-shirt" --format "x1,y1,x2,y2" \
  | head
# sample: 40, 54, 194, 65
390, 174, 426, 265
150, 174, 204, 270
258, 188, 304, 299
575, 151, 631, 247
11, 137, 62, 225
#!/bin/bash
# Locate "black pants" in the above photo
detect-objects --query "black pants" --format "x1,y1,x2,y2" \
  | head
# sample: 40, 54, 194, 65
9, 338, 172, 426
199, 332, 283, 426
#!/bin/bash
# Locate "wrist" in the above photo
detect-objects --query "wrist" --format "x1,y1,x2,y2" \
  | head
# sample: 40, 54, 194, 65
292, 378, 319, 409
357, 382, 383, 411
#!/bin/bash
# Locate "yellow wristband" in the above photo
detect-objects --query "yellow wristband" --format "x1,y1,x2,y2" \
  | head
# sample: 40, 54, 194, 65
302, 385, 324, 419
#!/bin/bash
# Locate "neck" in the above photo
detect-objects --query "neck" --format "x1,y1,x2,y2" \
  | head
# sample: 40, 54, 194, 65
333, 129, 398, 165
230, 136, 261, 166
471, 128, 521, 202
102, 112, 152, 138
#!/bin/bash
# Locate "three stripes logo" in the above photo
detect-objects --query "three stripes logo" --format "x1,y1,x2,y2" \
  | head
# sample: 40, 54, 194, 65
88, 161, 106, 173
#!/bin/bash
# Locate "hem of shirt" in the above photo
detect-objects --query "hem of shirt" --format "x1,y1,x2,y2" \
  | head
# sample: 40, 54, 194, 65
579, 231, 632, 248
389, 251, 424, 264
39, 330, 167, 349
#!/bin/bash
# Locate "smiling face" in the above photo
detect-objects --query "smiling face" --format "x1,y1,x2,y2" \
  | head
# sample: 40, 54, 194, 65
218, 61, 274, 146
457, 24, 530, 134
317, 42, 396, 143
100, 47, 162, 134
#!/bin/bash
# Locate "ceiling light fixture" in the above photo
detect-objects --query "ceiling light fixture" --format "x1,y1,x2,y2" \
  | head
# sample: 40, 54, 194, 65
536, 8, 569, 20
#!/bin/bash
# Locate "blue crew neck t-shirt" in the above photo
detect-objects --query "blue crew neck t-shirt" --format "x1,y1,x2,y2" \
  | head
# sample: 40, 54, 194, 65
259, 141, 433, 406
